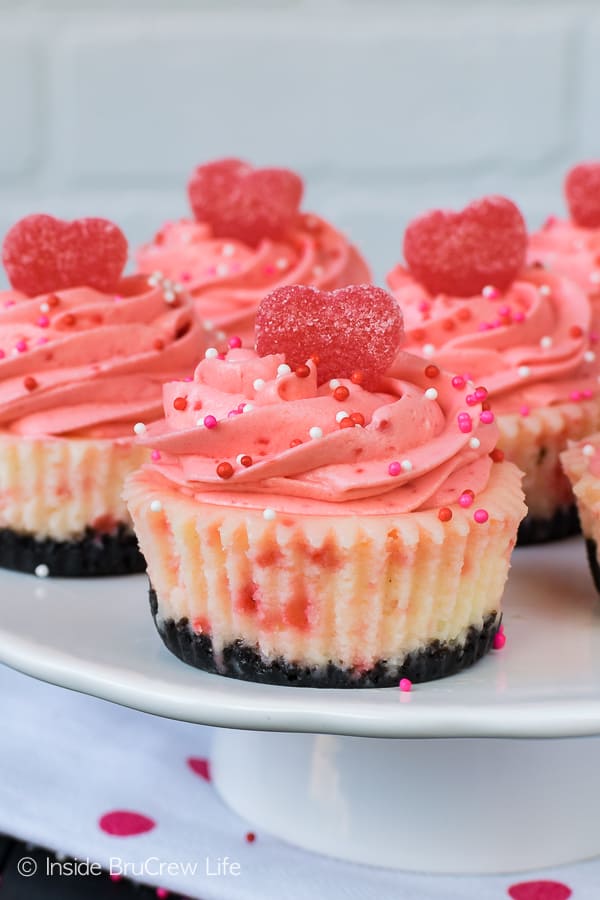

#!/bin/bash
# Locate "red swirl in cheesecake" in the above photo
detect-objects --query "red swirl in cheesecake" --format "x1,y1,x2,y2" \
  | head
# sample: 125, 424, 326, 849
0, 274, 205, 437
136, 214, 371, 344
141, 348, 498, 514
387, 265, 599, 415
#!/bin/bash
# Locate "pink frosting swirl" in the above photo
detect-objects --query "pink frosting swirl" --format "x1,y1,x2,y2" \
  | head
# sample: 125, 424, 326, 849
141, 348, 498, 514
135, 214, 371, 344
0, 274, 205, 437
529, 217, 600, 299
387, 264, 599, 415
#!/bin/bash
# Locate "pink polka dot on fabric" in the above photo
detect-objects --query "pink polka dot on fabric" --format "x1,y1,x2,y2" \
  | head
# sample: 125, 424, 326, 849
508, 881, 572, 900
187, 757, 211, 781
98, 810, 156, 837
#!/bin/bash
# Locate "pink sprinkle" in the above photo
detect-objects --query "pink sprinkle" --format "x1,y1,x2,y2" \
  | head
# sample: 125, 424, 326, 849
264, 264, 276, 275
217, 352, 226, 360
156, 890, 169, 899
399, 678, 412, 692
114, 294, 122, 303
205, 265, 217, 277
151, 450, 161, 461
37, 315, 49, 328
0, 350, 5, 360
451, 375, 465, 390
583, 389, 593, 399
388, 461, 402, 476
227, 409, 240, 418
15, 339, 27, 353
491, 319, 503, 328
418, 300, 431, 313
478, 322, 492, 331
480, 410, 494, 424
180, 272, 192, 282
36, 337, 49, 345
459, 492, 474, 508
520, 405, 530, 417
570, 390, 582, 402
513, 311, 525, 323
493, 631, 506, 650
465, 393, 477, 406
183, 376, 193, 382
498, 305, 510, 316
4, 299, 15, 308
474, 508, 489, 524
203, 415, 217, 429
458, 414, 472, 434
591, 332, 599, 344
110, 874, 122, 882
230, 262, 242, 273
228, 335, 242, 349
474, 387, 488, 402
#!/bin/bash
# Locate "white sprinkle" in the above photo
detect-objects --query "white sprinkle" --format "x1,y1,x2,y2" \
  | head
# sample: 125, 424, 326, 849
34, 564, 49, 578
482, 285, 497, 299
469, 437, 481, 449
133, 422, 147, 435
204, 320, 214, 331
539, 284, 552, 297
329, 379, 341, 389
162, 279, 173, 290
276, 257, 288, 270
518, 365, 530, 378
253, 378, 266, 391
422, 343, 435, 358
173, 282, 184, 293
585, 350, 596, 363
277, 364, 292, 377
309, 426, 324, 440
216, 263, 229, 277
400, 459, 413, 472
263, 508, 277, 521
312, 265, 324, 277
336, 411, 350, 422
150, 500, 163, 513
39, 302, 50, 314
148, 270, 163, 286
222, 244, 235, 257
590, 271, 600, 285
216, 330, 227, 342
583, 443, 596, 457
204, 347, 219, 359
243, 403, 254, 413
540, 336, 553, 350
424, 387, 438, 400
163, 290, 176, 303
196, 417, 204, 427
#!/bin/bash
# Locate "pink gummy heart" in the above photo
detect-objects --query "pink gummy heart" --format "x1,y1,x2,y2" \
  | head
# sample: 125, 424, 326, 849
507, 880, 572, 900
565, 162, 600, 228
255, 284, 404, 385
187, 158, 303, 247
2, 214, 128, 297
403, 195, 527, 296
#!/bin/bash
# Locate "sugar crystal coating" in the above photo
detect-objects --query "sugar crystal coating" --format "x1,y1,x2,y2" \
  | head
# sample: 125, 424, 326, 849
255, 284, 404, 385
187, 158, 303, 247
403, 196, 527, 297
565, 162, 600, 229
2, 214, 128, 297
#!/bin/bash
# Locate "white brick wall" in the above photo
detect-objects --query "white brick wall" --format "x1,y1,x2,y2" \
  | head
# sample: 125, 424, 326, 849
0, 0, 598, 282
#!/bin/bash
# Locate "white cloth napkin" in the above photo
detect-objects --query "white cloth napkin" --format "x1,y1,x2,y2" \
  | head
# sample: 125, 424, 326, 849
0, 662, 596, 900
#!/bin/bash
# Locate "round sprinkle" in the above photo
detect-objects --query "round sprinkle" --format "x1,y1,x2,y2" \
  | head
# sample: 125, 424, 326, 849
243, 403, 254, 413
289, 438, 302, 447
336, 411, 350, 423
520, 404, 530, 417
295, 364, 310, 378
277, 363, 292, 377
34, 564, 49, 578
216, 461, 234, 479
334, 385, 350, 401
164, 290, 176, 303
457, 414, 472, 434
23, 376, 38, 391
493, 631, 506, 650
540, 336, 553, 349
400, 459, 413, 472
438, 507, 453, 522
253, 378, 266, 392
222, 243, 235, 257
15, 339, 27, 353
459, 491, 474, 508
329, 379, 341, 389
39, 302, 50, 314
490, 448, 505, 462
216, 330, 227, 342
422, 343, 435, 358
150, 450, 161, 461
173, 396, 187, 411
133, 422, 147, 435
339, 417, 355, 429
480, 410, 495, 424
263, 508, 276, 521
204, 347, 219, 359
350, 412, 365, 426
518, 365, 530, 378
276, 257, 288, 270
590, 271, 600, 285
236, 453, 253, 467
482, 285, 499, 299
388, 461, 401, 476
474, 386, 488, 402
63, 313, 76, 327
150, 499, 163, 513
246, 831, 257, 843
474, 508, 489, 524
570, 325, 584, 339
203, 415, 217, 429
582, 443, 596, 457
584, 350, 596, 363
539, 284, 552, 297
350, 371, 365, 385
451, 375, 465, 390
424, 364, 440, 379
37, 315, 49, 328
424, 387, 438, 400
228, 335, 242, 349
215, 264, 229, 278
399, 678, 412, 692
309, 426, 323, 440
153, 338, 165, 351
469, 437, 481, 449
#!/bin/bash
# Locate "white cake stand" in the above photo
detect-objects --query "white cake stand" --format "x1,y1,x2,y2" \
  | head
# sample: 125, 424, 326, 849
0, 538, 599, 874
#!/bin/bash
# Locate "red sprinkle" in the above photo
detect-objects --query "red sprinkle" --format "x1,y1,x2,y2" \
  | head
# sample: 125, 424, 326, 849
350, 412, 365, 426
295, 364, 310, 378
153, 338, 165, 351
438, 507, 453, 522
424, 364, 440, 379
173, 396, 188, 411
216, 461, 234, 479
333, 385, 350, 401
239, 454, 253, 467
350, 370, 365, 385
489, 448, 505, 463
245, 832, 256, 844
289, 438, 303, 447
339, 417, 356, 429
23, 376, 37, 391
569, 325, 584, 339
63, 313, 76, 327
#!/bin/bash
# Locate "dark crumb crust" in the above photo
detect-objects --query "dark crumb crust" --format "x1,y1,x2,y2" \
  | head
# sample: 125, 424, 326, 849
586, 539, 600, 595
149, 586, 500, 688
0, 525, 146, 577
517, 504, 580, 546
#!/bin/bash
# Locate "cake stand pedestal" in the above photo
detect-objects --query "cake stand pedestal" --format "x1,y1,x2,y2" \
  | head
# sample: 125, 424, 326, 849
0, 538, 599, 873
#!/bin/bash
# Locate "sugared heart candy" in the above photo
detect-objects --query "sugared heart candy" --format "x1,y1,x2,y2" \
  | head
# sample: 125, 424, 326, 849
2, 214, 128, 297
403, 195, 527, 296
255, 284, 404, 385
565, 162, 600, 228
188, 158, 303, 247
